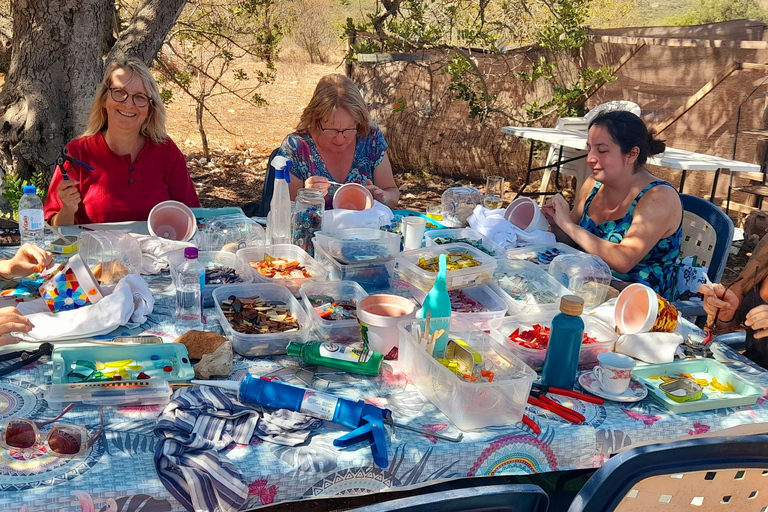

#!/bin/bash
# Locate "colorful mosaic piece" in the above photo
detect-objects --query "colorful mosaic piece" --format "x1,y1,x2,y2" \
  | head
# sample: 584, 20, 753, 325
40, 268, 97, 313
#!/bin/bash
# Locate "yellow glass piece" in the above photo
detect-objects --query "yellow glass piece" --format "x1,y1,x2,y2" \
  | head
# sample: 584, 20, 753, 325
118, 368, 130, 378
710, 377, 735, 393
104, 359, 135, 368
102, 370, 116, 378
94, 361, 106, 371
126, 365, 142, 370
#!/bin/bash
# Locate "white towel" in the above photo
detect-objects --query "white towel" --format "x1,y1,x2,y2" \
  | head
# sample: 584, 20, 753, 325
130, 233, 194, 274
467, 205, 556, 249
323, 200, 393, 230
615, 332, 685, 364
16, 274, 154, 341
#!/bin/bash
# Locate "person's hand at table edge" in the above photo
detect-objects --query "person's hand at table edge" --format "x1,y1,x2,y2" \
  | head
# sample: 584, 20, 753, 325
366, 183, 399, 208
0, 306, 33, 345
0, 243, 54, 279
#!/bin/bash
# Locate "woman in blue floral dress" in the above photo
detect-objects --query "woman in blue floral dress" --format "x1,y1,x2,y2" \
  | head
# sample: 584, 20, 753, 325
543, 110, 682, 301
277, 74, 399, 209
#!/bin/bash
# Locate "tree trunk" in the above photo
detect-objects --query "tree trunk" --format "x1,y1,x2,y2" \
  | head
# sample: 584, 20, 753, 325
0, 0, 187, 181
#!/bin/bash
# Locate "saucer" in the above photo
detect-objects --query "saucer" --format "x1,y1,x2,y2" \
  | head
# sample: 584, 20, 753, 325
578, 371, 648, 403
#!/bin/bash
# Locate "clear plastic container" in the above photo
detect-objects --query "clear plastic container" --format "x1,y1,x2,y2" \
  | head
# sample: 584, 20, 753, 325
441, 187, 483, 227
313, 242, 396, 291
198, 213, 266, 253
397, 318, 536, 431
424, 228, 507, 259
313, 228, 401, 264
168, 250, 253, 307
212, 282, 312, 356
292, 188, 325, 256
506, 242, 583, 269
548, 254, 612, 310
396, 242, 497, 293
488, 306, 617, 371
300, 280, 368, 343
237, 244, 328, 297
410, 283, 508, 330
77, 230, 142, 284
490, 259, 570, 314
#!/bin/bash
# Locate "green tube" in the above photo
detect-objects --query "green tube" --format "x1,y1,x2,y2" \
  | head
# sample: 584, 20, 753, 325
286, 341, 383, 376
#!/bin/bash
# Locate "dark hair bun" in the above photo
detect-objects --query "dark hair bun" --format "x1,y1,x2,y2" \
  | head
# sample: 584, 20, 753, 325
648, 138, 665, 156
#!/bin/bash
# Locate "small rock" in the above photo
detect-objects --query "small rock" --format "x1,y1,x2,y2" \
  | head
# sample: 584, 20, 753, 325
194, 340, 233, 379
198, 158, 207, 164
175, 330, 227, 359
244, 159, 252, 166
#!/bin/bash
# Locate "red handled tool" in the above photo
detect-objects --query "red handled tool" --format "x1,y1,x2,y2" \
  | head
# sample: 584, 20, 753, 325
522, 383, 604, 433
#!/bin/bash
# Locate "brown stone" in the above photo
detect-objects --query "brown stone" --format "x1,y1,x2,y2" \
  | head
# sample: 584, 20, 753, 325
194, 340, 233, 379
175, 330, 228, 359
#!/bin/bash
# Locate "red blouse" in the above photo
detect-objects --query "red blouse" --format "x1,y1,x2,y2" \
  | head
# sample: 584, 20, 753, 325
44, 132, 200, 224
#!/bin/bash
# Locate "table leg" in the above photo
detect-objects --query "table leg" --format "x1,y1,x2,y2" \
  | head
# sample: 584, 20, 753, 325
710, 169, 721, 204
726, 168, 733, 215
679, 170, 687, 193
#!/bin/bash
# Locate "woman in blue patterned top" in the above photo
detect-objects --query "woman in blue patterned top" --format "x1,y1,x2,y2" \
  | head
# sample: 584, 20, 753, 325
543, 110, 682, 300
277, 74, 399, 209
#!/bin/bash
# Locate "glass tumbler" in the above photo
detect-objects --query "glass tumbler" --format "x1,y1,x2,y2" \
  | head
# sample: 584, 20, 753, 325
483, 176, 505, 210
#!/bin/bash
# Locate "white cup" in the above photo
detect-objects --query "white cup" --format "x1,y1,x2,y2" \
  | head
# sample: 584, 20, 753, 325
401, 217, 426, 251
593, 352, 636, 395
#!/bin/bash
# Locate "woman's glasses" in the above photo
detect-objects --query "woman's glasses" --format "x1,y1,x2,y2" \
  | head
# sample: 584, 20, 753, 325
108, 87, 151, 108
319, 124, 357, 138
0, 404, 104, 458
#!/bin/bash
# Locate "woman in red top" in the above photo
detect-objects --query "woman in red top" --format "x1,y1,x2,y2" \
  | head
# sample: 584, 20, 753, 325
45, 58, 200, 225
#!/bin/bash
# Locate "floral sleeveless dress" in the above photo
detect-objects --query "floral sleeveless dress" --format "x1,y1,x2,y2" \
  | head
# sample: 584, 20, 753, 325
277, 124, 388, 209
579, 180, 682, 301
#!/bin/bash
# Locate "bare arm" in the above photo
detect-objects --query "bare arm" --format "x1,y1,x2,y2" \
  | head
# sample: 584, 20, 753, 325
369, 153, 399, 208
542, 177, 595, 246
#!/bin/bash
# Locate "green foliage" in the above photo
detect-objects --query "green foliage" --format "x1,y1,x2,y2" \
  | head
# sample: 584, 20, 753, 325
445, 53, 495, 120
3, 172, 47, 216
673, 0, 768, 25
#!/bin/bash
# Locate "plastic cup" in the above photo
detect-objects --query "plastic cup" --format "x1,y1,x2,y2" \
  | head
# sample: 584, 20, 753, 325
357, 294, 417, 359
593, 352, 635, 395
401, 217, 427, 251
148, 200, 197, 241
614, 283, 679, 334
504, 197, 549, 232
332, 183, 373, 210
39, 254, 104, 313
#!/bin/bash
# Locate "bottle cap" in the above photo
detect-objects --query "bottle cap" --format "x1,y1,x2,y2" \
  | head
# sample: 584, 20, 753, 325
22, 185, 36, 194
559, 295, 584, 316
183, 247, 199, 259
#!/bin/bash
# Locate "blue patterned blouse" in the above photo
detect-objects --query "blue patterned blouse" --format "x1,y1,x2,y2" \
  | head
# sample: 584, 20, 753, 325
579, 180, 682, 301
277, 124, 388, 209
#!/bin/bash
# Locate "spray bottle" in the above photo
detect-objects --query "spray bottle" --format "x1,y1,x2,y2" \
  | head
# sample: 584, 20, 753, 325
266, 155, 292, 245
417, 253, 451, 357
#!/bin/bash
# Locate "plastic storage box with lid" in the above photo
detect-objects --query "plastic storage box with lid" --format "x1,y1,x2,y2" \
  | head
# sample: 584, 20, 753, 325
490, 259, 570, 314
396, 242, 497, 293
424, 228, 507, 259
78, 230, 142, 284
410, 283, 508, 330
506, 242, 583, 269
300, 280, 368, 342
548, 253, 612, 311
197, 213, 265, 252
168, 250, 253, 307
312, 228, 401, 264
488, 305, 616, 371
313, 242, 396, 291
212, 282, 312, 356
397, 318, 536, 431
237, 244, 328, 297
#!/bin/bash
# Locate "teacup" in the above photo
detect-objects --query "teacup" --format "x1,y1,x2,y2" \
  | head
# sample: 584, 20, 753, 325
593, 352, 636, 395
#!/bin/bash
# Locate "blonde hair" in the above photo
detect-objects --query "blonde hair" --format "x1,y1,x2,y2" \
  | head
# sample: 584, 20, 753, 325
82, 58, 168, 144
296, 74, 372, 137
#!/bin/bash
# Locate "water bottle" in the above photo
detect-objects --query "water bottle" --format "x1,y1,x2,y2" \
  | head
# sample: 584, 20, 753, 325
541, 295, 585, 390
175, 247, 205, 333
18, 185, 44, 245
266, 155, 292, 245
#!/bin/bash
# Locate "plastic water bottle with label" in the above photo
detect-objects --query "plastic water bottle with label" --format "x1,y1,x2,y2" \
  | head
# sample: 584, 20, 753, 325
18, 185, 44, 246
175, 247, 205, 333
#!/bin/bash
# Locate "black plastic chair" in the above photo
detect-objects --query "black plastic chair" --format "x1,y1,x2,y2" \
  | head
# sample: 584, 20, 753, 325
242, 147, 280, 217
568, 434, 768, 512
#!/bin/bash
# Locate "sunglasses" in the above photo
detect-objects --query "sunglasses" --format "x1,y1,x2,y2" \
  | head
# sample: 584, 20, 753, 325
0, 404, 104, 458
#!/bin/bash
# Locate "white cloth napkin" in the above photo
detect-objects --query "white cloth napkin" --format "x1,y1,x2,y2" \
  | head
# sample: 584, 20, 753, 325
467, 205, 555, 249
323, 200, 393, 230
16, 275, 154, 341
129, 233, 194, 274
615, 332, 685, 364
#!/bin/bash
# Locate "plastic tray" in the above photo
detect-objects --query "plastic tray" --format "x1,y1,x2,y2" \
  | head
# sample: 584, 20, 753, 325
313, 228, 401, 264
397, 318, 536, 431
168, 250, 253, 307
300, 280, 368, 343
490, 259, 570, 314
51, 344, 195, 384
424, 228, 508, 259
313, 243, 396, 291
632, 359, 765, 413
396, 242, 497, 293
45, 379, 173, 408
212, 282, 312, 356
237, 244, 328, 297
411, 283, 508, 331
488, 306, 616, 371
506, 242, 583, 269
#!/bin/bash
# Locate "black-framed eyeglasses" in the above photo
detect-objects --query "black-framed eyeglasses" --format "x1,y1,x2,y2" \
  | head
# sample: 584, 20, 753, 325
319, 124, 357, 138
108, 88, 151, 108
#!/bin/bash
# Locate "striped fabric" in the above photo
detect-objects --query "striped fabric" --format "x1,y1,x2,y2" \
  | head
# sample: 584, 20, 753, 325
154, 385, 319, 512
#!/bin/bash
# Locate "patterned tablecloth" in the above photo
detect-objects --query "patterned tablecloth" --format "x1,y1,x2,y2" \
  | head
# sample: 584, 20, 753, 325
0, 267, 767, 512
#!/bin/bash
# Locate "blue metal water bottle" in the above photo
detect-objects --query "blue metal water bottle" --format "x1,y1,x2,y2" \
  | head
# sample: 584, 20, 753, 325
541, 295, 585, 390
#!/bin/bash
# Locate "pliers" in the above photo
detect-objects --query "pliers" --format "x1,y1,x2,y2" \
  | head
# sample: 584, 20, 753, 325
522, 383, 604, 434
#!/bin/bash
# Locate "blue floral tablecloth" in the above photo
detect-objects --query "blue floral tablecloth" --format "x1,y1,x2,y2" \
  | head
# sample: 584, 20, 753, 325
0, 265, 767, 511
